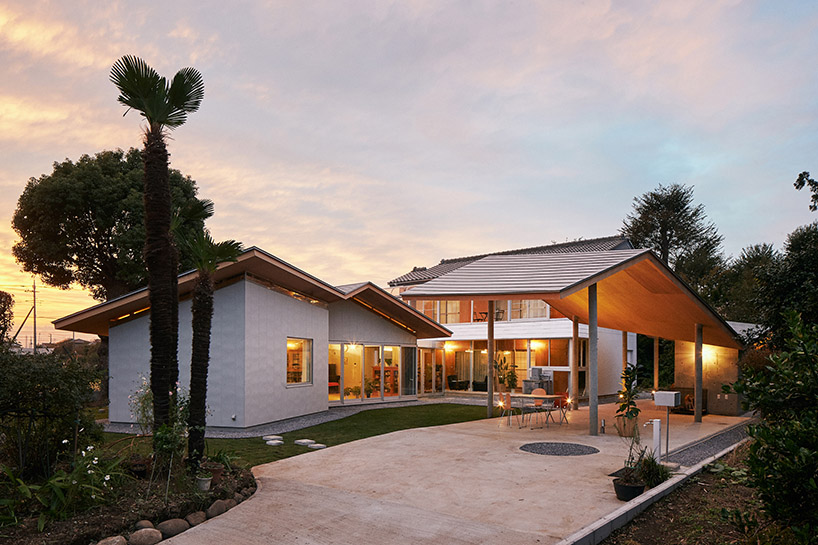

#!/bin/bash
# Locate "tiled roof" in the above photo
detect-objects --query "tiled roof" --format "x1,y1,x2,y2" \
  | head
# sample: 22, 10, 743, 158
388, 235, 632, 286
400, 250, 648, 297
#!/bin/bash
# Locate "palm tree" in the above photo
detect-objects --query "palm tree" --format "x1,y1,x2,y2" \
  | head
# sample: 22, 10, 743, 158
182, 230, 242, 468
110, 56, 204, 431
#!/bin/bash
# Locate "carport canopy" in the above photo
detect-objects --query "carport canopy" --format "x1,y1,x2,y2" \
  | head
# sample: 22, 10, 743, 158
400, 249, 741, 433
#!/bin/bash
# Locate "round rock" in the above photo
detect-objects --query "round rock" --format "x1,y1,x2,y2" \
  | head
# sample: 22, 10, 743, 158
185, 511, 207, 527
134, 520, 154, 530
262, 435, 282, 441
128, 528, 163, 545
206, 498, 229, 518
157, 518, 190, 538
266, 440, 284, 446
97, 536, 127, 545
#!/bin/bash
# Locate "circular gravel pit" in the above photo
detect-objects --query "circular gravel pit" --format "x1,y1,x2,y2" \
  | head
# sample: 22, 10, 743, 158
520, 442, 599, 456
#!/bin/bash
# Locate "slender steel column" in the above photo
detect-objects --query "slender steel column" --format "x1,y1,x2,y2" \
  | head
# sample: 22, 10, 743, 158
486, 300, 495, 419
589, 284, 599, 436
695, 323, 703, 423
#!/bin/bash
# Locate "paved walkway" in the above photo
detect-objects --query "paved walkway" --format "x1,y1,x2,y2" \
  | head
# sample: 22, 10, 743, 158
165, 400, 750, 545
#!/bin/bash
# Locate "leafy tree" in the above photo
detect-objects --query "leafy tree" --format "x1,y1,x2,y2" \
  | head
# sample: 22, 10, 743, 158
621, 183, 724, 269
0, 291, 12, 343
12, 148, 209, 301
182, 228, 242, 468
795, 171, 818, 212
754, 223, 818, 349
110, 55, 204, 432
729, 313, 818, 539
716, 243, 776, 323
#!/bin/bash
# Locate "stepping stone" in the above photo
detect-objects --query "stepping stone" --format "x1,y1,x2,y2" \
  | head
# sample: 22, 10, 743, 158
307, 443, 326, 450
265, 440, 284, 446
294, 439, 315, 446
262, 435, 282, 441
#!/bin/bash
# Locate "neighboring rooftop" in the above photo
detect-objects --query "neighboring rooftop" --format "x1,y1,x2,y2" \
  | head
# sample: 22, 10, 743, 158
388, 235, 633, 287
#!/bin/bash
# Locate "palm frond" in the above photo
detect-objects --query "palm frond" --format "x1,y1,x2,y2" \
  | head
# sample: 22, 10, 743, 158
165, 67, 205, 128
110, 55, 165, 123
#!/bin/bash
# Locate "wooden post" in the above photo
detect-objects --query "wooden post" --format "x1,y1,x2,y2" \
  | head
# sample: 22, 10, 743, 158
653, 337, 660, 391
589, 284, 598, 436
695, 323, 703, 423
621, 331, 628, 386
571, 315, 579, 410
487, 300, 495, 419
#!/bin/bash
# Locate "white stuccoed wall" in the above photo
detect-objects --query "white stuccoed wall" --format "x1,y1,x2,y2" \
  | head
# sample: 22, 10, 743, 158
109, 281, 246, 427
243, 280, 329, 427
327, 299, 417, 345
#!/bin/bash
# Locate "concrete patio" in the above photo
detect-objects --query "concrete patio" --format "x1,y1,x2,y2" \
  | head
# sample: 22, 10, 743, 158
165, 400, 749, 545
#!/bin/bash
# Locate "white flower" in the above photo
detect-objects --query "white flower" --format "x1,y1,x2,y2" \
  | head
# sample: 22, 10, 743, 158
91, 494, 96, 499
81, 451, 86, 457
104, 474, 110, 481
92, 458, 98, 464
72, 480, 77, 485
87, 470, 92, 474
61, 439, 69, 444
86, 445, 94, 452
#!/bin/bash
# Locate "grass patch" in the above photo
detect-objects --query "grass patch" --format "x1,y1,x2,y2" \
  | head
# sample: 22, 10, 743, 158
103, 403, 489, 468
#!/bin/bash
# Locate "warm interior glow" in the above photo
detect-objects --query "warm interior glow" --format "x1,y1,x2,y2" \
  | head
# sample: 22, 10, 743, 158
287, 341, 298, 350
444, 342, 455, 352
530, 340, 545, 349
702, 345, 717, 362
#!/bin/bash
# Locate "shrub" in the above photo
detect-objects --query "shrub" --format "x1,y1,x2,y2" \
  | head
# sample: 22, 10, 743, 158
0, 348, 102, 479
730, 313, 818, 540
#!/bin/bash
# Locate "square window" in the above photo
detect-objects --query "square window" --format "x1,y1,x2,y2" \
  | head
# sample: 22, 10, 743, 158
287, 338, 312, 384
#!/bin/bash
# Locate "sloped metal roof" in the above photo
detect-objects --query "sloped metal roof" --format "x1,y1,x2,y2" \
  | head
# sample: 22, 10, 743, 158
388, 235, 633, 286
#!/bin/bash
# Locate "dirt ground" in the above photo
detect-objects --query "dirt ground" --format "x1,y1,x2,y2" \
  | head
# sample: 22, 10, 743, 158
601, 443, 797, 545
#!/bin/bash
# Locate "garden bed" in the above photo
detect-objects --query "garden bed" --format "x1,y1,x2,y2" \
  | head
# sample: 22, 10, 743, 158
0, 466, 256, 545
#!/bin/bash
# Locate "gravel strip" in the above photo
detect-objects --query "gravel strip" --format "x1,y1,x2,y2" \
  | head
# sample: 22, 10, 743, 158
520, 442, 600, 456
666, 421, 751, 466
104, 396, 489, 438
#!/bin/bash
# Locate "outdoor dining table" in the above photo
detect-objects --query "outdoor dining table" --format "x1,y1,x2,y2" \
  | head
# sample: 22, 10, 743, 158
506, 392, 567, 428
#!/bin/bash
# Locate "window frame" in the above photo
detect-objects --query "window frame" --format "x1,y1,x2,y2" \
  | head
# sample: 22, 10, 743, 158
286, 337, 313, 386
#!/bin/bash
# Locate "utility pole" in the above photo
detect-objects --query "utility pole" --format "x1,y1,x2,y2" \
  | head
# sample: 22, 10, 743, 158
32, 278, 37, 354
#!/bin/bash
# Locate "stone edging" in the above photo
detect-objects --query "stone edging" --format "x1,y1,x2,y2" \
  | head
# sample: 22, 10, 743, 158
94, 487, 256, 545
555, 437, 751, 545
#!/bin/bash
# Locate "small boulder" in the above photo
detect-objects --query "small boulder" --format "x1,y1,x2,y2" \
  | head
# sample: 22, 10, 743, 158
225, 498, 237, 509
233, 492, 243, 504
128, 528, 163, 545
185, 511, 207, 527
206, 498, 229, 518
294, 439, 315, 445
307, 443, 326, 449
134, 520, 154, 531
97, 537, 127, 545
157, 518, 190, 538
265, 439, 284, 446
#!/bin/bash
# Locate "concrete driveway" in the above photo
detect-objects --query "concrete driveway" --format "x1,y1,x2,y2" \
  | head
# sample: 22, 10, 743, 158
166, 401, 748, 544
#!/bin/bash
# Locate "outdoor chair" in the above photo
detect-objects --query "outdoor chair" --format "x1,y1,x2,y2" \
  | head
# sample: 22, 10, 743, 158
497, 392, 519, 427
521, 388, 546, 429
554, 391, 570, 424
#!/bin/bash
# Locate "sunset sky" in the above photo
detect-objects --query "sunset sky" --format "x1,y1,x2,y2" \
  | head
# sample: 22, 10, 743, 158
1, 1, 817, 345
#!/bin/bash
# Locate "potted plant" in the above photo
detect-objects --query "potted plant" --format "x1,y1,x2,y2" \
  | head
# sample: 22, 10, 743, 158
615, 363, 641, 437
612, 434, 646, 501
196, 470, 212, 491
505, 365, 518, 393
364, 378, 379, 398
493, 355, 508, 392
201, 459, 225, 485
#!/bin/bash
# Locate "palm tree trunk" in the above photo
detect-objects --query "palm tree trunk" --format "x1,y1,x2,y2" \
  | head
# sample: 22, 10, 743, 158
187, 270, 214, 468
143, 124, 178, 431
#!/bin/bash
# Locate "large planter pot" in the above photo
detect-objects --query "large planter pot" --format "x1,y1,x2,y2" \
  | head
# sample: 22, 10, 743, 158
616, 415, 638, 437
196, 476, 212, 491
613, 478, 645, 501
201, 462, 224, 485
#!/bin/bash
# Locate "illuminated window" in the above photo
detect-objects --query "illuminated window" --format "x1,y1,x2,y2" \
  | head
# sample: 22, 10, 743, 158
287, 338, 312, 384
439, 301, 460, 324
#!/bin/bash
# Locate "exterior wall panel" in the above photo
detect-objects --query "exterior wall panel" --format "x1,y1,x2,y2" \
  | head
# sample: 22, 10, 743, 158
243, 281, 329, 427
328, 300, 417, 345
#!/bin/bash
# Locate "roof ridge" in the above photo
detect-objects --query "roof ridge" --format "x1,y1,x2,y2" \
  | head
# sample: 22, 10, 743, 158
439, 235, 630, 264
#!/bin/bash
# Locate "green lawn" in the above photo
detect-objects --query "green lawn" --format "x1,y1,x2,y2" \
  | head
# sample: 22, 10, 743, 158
103, 403, 490, 468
